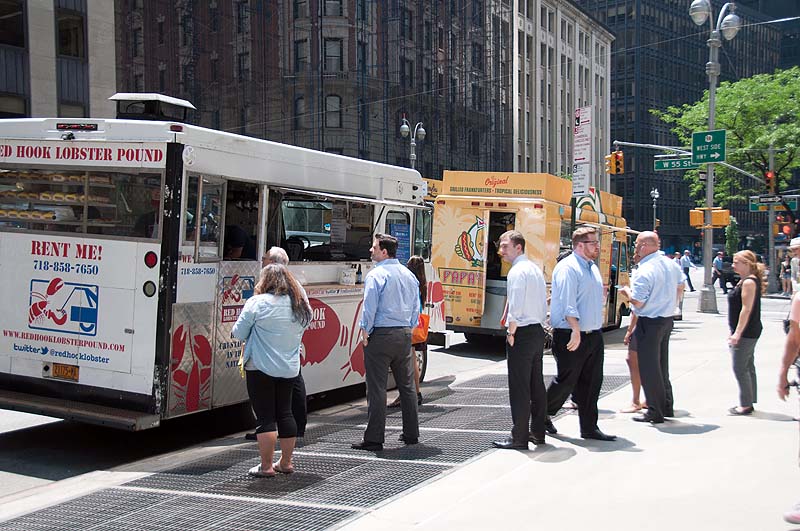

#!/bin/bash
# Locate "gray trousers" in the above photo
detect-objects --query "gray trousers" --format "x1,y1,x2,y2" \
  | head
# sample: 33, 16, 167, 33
363, 327, 419, 444
635, 316, 674, 421
731, 336, 759, 408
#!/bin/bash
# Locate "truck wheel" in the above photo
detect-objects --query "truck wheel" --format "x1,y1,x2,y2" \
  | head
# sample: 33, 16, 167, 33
416, 346, 428, 383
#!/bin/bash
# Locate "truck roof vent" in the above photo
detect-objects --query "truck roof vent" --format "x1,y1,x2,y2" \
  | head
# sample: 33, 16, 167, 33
109, 93, 196, 123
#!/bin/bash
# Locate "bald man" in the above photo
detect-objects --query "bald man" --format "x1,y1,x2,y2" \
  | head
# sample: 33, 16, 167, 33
620, 232, 684, 424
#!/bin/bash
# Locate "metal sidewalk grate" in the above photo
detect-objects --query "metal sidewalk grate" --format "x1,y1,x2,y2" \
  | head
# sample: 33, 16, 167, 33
0, 370, 630, 531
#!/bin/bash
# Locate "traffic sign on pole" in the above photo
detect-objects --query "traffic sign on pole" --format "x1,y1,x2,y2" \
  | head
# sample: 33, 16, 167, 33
749, 195, 798, 212
692, 129, 726, 164
654, 158, 700, 171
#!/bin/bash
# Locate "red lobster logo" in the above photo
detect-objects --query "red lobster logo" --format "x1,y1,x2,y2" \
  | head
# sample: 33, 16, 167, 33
222, 274, 242, 304
300, 298, 365, 381
170, 325, 212, 412
29, 278, 67, 326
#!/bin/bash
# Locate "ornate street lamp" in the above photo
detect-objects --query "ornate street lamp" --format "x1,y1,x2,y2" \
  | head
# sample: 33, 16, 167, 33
400, 116, 426, 170
689, 1, 741, 313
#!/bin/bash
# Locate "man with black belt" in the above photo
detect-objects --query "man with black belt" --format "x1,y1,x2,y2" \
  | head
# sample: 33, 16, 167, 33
620, 231, 684, 424
492, 230, 548, 449
544, 227, 616, 441
352, 234, 420, 452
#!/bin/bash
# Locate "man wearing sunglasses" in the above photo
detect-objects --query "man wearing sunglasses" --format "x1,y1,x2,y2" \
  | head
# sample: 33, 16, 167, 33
544, 226, 616, 441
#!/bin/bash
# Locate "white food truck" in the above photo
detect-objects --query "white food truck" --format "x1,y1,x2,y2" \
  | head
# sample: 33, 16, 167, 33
0, 94, 437, 430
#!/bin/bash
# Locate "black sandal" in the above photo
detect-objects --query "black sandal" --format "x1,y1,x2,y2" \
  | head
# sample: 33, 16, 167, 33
728, 406, 754, 416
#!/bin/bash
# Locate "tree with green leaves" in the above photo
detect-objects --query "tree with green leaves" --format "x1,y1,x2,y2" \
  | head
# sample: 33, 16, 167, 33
653, 67, 800, 207
726, 216, 739, 256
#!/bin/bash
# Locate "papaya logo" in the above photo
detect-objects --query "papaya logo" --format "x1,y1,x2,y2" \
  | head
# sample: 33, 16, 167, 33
455, 216, 485, 268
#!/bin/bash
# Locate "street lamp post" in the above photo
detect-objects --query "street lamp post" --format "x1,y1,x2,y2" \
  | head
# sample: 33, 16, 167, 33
650, 188, 660, 231
689, 0, 741, 313
399, 117, 426, 170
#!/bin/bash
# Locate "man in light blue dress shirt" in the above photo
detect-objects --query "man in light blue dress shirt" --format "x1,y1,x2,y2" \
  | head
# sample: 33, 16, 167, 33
620, 231, 684, 424
352, 233, 420, 452
545, 226, 616, 441
492, 230, 548, 449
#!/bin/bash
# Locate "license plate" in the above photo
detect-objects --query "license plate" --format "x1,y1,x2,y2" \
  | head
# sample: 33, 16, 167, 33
49, 362, 79, 382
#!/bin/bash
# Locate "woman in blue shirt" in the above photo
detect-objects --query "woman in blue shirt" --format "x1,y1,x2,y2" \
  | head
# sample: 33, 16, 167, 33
232, 264, 311, 477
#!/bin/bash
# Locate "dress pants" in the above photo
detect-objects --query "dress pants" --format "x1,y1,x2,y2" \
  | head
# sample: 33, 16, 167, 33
363, 327, 419, 444
546, 329, 604, 434
683, 267, 695, 291
634, 316, 675, 421
506, 324, 546, 442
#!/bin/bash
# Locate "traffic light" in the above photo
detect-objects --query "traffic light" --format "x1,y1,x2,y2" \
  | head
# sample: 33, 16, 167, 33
710, 208, 731, 227
605, 153, 614, 174
689, 209, 704, 227
604, 151, 625, 174
765, 171, 776, 195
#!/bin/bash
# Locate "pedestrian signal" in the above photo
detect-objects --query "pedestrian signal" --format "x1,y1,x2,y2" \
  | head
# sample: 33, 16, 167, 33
689, 209, 704, 227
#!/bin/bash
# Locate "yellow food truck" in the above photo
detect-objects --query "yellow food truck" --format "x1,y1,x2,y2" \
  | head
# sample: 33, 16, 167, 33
431, 171, 633, 342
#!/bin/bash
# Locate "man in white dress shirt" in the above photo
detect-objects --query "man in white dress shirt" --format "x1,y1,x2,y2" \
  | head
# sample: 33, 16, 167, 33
492, 230, 549, 449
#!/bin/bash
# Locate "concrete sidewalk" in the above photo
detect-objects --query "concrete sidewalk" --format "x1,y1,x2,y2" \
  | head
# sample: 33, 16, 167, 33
339, 290, 798, 531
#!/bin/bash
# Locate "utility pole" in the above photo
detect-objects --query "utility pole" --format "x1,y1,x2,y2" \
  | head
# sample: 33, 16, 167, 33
767, 144, 780, 293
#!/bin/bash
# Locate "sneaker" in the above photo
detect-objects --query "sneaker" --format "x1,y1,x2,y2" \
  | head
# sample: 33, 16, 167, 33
784, 501, 800, 524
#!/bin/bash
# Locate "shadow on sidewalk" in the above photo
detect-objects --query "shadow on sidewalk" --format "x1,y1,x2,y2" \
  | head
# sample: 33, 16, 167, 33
653, 421, 719, 435
544, 433, 640, 453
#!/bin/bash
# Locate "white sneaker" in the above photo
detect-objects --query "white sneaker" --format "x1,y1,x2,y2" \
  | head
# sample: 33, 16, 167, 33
783, 501, 800, 524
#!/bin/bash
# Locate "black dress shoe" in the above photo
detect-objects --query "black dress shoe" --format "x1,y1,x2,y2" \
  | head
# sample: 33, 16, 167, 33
528, 433, 546, 445
544, 417, 558, 434
398, 434, 419, 445
492, 438, 528, 449
632, 414, 664, 424
245, 431, 257, 441
581, 429, 617, 441
664, 410, 675, 417
351, 440, 383, 451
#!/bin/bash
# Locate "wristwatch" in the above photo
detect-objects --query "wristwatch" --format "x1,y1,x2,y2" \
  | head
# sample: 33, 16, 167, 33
506, 330, 514, 336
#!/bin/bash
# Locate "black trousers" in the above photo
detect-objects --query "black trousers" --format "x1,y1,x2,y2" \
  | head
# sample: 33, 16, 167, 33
506, 324, 546, 442
246, 370, 297, 437
546, 329, 605, 434
292, 371, 307, 437
683, 267, 694, 291
634, 316, 675, 421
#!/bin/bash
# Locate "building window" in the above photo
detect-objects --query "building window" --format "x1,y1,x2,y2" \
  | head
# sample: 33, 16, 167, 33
57, 10, 85, 57
157, 21, 164, 44
325, 0, 342, 16
236, 1, 248, 34
357, 41, 367, 76
424, 22, 432, 49
324, 39, 342, 72
357, 0, 367, 22
238, 52, 249, 80
325, 95, 342, 128
180, 15, 191, 46
400, 58, 414, 88
211, 57, 218, 80
471, 43, 483, 71
359, 99, 369, 131
423, 68, 432, 92
472, 0, 483, 27
0, 0, 24, 47
471, 84, 482, 111
400, 9, 413, 40
295, 39, 309, 72
134, 73, 144, 92
294, 97, 306, 129
0, 95, 26, 118
210, 6, 219, 31
294, 0, 309, 19
158, 68, 166, 91
132, 28, 144, 57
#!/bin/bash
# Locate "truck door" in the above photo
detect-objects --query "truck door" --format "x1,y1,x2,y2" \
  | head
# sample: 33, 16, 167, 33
433, 203, 489, 329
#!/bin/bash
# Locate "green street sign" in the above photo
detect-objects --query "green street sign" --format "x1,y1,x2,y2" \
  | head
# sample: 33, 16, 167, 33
748, 196, 798, 212
654, 158, 700, 171
692, 129, 726, 164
